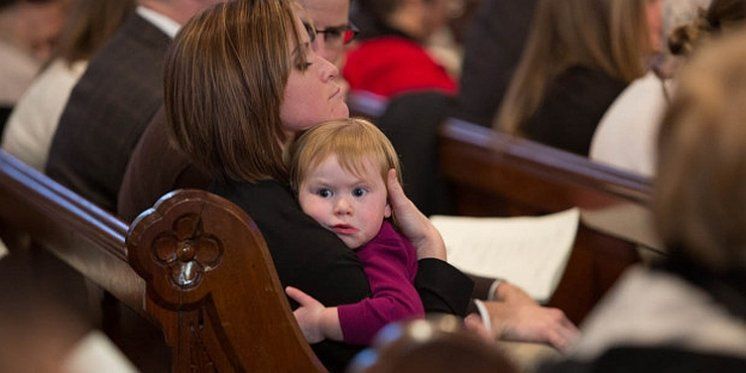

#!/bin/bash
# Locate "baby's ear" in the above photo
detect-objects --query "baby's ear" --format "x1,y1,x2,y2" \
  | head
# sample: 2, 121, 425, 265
384, 201, 392, 218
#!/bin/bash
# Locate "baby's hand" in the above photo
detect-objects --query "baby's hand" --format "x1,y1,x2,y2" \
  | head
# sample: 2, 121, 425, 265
285, 286, 327, 343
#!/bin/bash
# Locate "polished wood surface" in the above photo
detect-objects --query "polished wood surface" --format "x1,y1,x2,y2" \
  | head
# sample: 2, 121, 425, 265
438, 119, 660, 323
344, 93, 660, 323
0, 150, 142, 313
128, 189, 324, 372
0, 150, 324, 372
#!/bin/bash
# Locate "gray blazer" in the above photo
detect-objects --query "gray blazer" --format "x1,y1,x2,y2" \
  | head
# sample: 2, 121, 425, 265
46, 14, 171, 212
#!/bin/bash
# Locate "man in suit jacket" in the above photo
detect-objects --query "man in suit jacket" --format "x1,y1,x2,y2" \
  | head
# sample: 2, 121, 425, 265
45, 0, 223, 212
456, 0, 537, 127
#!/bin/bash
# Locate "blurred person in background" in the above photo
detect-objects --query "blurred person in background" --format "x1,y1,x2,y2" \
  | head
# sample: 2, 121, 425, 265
2, 0, 135, 170
496, 0, 663, 156
345, 0, 458, 98
299, 0, 352, 69
44, 0, 224, 213
0, 0, 71, 127
117, 0, 358, 223
544, 28, 746, 371
589, 0, 746, 178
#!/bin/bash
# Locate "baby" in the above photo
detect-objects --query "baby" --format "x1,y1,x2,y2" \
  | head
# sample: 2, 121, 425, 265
285, 118, 425, 345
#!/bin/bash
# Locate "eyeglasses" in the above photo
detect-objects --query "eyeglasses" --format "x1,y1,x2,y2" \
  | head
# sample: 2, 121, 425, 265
315, 24, 360, 46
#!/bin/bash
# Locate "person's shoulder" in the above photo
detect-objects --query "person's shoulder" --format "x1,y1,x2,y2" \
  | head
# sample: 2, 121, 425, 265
211, 179, 293, 208
22, 59, 86, 101
557, 66, 626, 91
85, 13, 169, 71
589, 71, 667, 176
210, 179, 331, 233
544, 66, 627, 114
350, 37, 429, 61
114, 12, 170, 46
362, 221, 416, 259
356, 36, 420, 49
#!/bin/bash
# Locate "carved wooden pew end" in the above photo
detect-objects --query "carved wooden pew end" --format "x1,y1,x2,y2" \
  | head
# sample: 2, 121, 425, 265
127, 189, 325, 372
0, 150, 325, 372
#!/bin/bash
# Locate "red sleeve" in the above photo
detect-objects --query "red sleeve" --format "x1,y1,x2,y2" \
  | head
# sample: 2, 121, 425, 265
343, 37, 457, 98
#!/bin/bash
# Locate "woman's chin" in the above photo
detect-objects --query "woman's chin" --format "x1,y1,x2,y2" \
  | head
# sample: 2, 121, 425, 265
334, 102, 350, 119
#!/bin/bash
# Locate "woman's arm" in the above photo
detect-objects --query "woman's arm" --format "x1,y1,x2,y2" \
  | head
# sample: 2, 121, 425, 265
386, 169, 474, 315
465, 280, 580, 351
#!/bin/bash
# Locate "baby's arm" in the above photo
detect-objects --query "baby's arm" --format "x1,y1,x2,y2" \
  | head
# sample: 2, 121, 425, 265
285, 286, 342, 343
335, 230, 425, 345
286, 223, 424, 345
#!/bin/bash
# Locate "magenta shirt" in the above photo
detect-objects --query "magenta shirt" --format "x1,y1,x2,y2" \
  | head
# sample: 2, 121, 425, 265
336, 221, 426, 345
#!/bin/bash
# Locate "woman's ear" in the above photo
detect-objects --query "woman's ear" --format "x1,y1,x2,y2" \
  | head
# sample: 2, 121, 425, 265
384, 202, 392, 218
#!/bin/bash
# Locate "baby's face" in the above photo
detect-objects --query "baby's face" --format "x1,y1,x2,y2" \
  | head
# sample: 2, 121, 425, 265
298, 155, 391, 249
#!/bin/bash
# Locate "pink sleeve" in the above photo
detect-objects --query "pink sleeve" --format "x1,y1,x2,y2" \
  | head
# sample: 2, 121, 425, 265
336, 224, 425, 345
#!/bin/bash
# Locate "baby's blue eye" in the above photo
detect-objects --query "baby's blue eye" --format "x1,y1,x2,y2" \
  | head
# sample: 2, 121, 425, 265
317, 188, 332, 198
352, 187, 367, 197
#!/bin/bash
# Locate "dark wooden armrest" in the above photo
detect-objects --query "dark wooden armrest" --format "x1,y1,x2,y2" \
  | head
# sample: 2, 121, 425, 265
437, 119, 658, 323
1, 150, 326, 371
127, 189, 325, 372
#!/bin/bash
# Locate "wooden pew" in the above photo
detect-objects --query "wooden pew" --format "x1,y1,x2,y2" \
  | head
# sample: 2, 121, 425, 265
438, 119, 661, 323
347, 92, 659, 323
0, 150, 324, 372
351, 93, 647, 335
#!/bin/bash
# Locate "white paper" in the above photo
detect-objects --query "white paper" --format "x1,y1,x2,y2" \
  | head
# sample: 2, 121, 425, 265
431, 209, 580, 303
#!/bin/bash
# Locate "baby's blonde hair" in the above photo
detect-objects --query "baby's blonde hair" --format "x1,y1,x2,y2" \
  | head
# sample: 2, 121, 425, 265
289, 118, 402, 194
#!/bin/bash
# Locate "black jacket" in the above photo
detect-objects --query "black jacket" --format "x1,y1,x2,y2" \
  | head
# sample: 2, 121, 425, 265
212, 179, 474, 371
523, 66, 627, 156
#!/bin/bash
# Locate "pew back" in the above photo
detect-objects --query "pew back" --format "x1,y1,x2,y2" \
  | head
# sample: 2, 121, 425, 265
0, 150, 141, 311
438, 119, 660, 323
346, 92, 659, 323
0, 150, 324, 372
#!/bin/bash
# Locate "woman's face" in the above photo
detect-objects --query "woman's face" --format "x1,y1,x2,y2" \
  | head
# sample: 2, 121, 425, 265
280, 15, 350, 138
646, 0, 664, 53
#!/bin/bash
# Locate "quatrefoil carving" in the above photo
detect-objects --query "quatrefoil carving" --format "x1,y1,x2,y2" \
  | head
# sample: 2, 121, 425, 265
152, 214, 224, 289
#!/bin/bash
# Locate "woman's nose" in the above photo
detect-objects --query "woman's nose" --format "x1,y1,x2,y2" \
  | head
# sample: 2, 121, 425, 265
319, 56, 339, 82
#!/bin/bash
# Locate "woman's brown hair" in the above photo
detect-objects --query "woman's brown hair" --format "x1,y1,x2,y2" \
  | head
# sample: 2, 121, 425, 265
656, 29, 746, 272
165, 0, 306, 183
496, 0, 653, 134
53, 0, 135, 64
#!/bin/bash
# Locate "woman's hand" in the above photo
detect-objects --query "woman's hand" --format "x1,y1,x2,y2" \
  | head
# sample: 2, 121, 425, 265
465, 283, 580, 352
386, 169, 446, 260
488, 301, 579, 352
